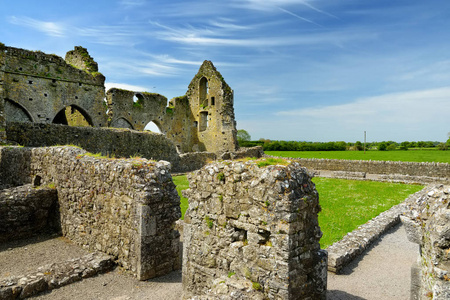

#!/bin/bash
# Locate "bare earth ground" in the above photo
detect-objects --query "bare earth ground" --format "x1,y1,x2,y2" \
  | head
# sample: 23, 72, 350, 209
1, 223, 418, 300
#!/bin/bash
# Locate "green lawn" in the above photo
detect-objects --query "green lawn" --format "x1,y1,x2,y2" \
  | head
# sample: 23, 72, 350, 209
265, 149, 450, 163
172, 175, 189, 219
313, 177, 423, 248
172, 175, 423, 248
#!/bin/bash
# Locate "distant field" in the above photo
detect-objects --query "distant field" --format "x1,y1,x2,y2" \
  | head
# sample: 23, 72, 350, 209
265, 149, 450, 163
172, 174, 423, 248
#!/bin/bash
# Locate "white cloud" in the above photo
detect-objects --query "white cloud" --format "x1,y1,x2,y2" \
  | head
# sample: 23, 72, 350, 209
273, 87, 450, 141
105, 82, 150, 92
8, 16, 66, 37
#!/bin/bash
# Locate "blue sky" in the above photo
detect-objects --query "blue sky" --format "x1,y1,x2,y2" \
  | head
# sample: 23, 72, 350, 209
1, 0, 449, 142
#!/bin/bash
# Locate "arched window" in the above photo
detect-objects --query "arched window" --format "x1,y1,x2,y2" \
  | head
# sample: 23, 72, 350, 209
199, 77, 208, 108
4, 99, 33, 122
144, 120, 162, 133
110, 117, 133, 129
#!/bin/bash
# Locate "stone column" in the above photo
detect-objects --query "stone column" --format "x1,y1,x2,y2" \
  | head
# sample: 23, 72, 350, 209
182, 160, 327, 299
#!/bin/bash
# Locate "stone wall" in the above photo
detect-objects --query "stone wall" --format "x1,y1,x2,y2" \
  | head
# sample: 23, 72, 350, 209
272, 157, 450, 182
0, 45, 106, 127
182, 160, 327, 299
0, 145, 181, 280
0, 146, 32, 189
401, 185, 450, 300
0, 184, 58, 243
177, 152, 217, 173
6, 122, 180, 166
106, 88, 167, 131
0, 44, 7, 142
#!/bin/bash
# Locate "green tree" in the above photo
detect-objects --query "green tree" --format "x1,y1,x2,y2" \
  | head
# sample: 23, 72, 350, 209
378, 142, 387, 151
399, 141, 409, 150
237, 129, 251, 142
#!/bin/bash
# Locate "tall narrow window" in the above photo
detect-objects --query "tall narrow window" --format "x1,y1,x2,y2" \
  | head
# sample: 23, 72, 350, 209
199, 77, 208, 108
211, 96, 215, 106
199, 111, 208, 132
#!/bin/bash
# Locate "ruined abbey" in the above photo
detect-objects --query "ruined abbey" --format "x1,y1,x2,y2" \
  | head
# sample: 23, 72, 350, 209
0, 43, 449, 299
0, 44, 238, 155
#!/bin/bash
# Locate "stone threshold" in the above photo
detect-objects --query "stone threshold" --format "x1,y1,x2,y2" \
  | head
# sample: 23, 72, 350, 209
0, 252, 114, 299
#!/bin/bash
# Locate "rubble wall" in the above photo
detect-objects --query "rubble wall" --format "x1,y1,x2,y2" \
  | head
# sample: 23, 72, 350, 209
0, 146, 181, 280
281, 158, 450, 181
0, 184, 58, 243
182, 160, 327, 299
402, 185, 450, 300
6, 122, 180, 166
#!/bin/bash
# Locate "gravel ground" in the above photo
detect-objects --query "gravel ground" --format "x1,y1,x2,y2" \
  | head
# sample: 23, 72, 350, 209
0, 233, 90, 278
1, 223, 418, 299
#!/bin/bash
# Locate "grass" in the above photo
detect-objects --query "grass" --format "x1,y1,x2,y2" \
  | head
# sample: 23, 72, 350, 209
172, 175, 189, 219
172, 174, 424, 248
314, 177, 423, 248
265, 149, 450, 163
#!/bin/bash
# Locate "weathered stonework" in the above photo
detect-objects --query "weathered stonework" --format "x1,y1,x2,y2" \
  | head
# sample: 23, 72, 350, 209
182, 160, 327, 299
0, 184, 58, 243
1, 43, 238, 156
0, 145, 182, 281
106, 88, 167, 131
401, 185, 450, 300
0, 146, 32, 189
107, 61, 238, 155
6, 122, 180, 167
0, 45, 106, 127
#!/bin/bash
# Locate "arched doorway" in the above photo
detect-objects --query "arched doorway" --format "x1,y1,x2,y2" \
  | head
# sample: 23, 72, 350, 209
53, 105, 93, 126
4, 99, 33, 122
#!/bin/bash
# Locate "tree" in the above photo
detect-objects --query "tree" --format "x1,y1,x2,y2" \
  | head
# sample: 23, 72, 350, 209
378, 142, 387, 151
236, 129, 251, 142
399, 141, 409, 150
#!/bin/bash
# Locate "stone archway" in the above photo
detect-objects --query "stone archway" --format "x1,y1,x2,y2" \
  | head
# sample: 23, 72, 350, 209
53, 105, 94, 127
110, 117, 134, 130
144, 120, 163, 133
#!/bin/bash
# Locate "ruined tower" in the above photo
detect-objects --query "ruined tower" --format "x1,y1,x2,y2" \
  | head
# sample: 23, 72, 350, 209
183, 60, 238, 154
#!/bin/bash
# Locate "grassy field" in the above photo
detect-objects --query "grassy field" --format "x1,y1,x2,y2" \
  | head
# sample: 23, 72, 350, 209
265, 149, 450, 163
172, 174, 423, 248
313, 177, 423, 247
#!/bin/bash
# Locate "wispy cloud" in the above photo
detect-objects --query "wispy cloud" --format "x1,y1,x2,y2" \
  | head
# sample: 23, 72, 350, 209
277, 7, 322, 27
8, 16, 66, 37
276, 87, 450, 125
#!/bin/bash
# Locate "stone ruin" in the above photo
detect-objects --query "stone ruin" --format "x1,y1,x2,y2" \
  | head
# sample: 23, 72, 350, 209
0, 43, 237, 155
1, 42, 449, 299
182, 160, 327, 299
401, 185, 450, 300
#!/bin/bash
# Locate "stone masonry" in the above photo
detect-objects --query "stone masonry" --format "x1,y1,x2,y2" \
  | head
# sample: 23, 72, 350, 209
0, 145, 182, 281
182, 160, 327, 299
0, 43, 238, 155
401, 185, 450, 300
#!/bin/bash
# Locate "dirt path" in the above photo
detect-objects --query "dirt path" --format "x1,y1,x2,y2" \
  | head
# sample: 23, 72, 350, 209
327, 223, 419, 300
